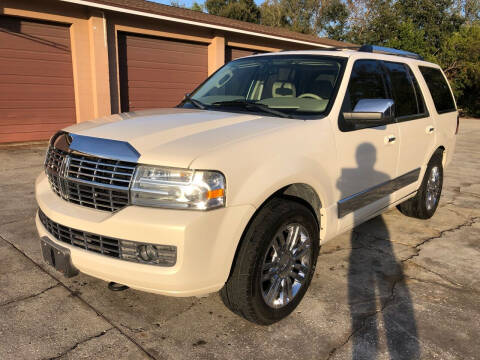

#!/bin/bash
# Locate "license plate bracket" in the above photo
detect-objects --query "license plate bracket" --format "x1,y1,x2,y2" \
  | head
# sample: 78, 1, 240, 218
40, 236, 79, 278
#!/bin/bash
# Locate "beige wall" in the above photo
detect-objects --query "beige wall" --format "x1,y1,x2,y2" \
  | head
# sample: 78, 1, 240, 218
2, 0, 315, 124
208, 36, 226, 76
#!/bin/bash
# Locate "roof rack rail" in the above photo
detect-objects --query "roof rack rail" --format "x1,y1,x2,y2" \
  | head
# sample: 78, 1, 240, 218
279, 46, 360, 52
359, 45, 424, 60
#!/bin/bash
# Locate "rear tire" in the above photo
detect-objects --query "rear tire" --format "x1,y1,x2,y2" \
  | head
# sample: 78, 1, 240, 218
397, 150, 443, 219
220, 197, 319, 325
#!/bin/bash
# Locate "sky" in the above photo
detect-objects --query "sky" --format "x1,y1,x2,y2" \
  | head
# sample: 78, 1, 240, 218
149, 0, 264, 8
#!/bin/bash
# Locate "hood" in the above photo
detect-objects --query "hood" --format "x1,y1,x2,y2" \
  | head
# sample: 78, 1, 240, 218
65, 108, 300, 168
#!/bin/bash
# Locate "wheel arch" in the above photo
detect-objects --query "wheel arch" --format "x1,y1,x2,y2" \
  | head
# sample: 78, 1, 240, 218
428, 145, 446, 166
225, 182, 324, 283
437, 145, 446, 166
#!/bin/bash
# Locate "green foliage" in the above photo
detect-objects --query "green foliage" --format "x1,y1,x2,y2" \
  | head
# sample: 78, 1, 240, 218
315, 0, 350, 40
205, 0, 260, 23
383, 20, 428, 57
260, 0, 318, 33
437, 24, 480, 116
341, 0, 479, 116
191, 2, 204, 11
259, 0, 288, 29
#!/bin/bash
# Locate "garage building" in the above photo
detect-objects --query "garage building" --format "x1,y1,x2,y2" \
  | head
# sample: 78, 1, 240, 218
0, 0, 351, 143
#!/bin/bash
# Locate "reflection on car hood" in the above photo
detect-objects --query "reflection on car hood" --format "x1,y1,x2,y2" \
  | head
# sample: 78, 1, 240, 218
64, 108, 299, 168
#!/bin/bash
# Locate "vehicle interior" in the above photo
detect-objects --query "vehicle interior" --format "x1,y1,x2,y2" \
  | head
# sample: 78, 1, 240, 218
190, 56, 344, 114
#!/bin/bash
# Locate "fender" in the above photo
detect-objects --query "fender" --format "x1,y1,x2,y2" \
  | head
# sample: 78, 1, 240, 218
231, 154, 332, 211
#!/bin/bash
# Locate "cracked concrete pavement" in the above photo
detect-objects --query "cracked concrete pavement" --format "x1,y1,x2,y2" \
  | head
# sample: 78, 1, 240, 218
0, 118, 479, 360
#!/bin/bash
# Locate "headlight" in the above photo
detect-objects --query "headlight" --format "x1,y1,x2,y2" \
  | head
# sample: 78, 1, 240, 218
130, 165, 225, 210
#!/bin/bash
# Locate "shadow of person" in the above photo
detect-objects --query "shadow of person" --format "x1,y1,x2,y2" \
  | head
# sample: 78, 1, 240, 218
338, 143, 420, 360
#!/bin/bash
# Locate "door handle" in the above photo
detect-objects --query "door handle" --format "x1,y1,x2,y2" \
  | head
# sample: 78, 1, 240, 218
426, 125, 435, 134
384, 135, 396, 144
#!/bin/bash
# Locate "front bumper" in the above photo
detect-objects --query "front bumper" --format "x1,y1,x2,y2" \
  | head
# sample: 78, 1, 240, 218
35, 172, 255, 296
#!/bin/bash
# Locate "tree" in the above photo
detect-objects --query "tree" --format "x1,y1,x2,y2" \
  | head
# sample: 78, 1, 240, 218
169, 0, 186, 7
383, 20, 428, 58
394, 0, 464, 53
315, 0, 350, 40
437, 24, 480, 116
191, 2, 204, 11
205, 0, 261, 23
205, 0, 228, 14
260, 0, 289, 29
260, 0, 319, 34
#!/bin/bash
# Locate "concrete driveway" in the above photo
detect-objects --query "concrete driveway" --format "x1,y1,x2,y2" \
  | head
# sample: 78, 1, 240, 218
1, 119, 479, 360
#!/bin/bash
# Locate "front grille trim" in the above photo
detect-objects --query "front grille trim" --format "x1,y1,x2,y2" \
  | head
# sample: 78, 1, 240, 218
38, 209, 177, 266
39, 209, 121, 258
45, 146, 137, 212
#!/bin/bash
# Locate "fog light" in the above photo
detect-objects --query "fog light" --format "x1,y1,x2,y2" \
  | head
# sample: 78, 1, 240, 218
120, 240, 177, 266
138, 244, 159, 262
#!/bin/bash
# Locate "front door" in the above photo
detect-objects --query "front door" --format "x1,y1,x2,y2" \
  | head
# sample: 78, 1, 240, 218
333, 59, 400, 231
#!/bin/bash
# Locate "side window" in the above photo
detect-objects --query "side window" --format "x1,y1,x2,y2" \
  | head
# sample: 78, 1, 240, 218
383, 61, 422, 119
407, 66, 427, 115
419, 66, 456, 114
340, 60, 389, 131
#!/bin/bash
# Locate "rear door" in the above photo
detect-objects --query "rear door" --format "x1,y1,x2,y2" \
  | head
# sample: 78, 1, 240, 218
334, 59, 400, 230
382, 61, 434, 201
418, 66, 458, 165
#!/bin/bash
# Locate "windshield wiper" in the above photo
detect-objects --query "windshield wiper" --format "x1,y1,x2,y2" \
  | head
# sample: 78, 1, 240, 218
182, 94, 207, 110
211, 100, 291, 119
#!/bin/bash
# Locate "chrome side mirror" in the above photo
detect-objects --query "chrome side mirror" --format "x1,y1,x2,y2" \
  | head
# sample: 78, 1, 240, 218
343, 99, 394, 126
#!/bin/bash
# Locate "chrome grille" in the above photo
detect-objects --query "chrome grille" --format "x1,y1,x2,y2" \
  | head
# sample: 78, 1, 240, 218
39, 209, 120, 258
45, 146, 136, 212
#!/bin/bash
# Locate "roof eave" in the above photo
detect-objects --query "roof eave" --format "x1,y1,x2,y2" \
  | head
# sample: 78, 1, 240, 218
59, 0, 334, 48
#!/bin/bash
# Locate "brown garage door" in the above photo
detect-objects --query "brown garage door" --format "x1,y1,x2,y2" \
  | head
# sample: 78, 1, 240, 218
0, 16, 76, 143
225, 47, 265, 62
118, 32, 208, 112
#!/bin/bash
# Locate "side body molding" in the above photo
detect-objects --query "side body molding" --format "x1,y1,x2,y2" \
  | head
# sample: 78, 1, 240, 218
337, 168, 421, 218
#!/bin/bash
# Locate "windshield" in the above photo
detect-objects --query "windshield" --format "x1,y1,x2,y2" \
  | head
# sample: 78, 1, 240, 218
183, 55, 346, 118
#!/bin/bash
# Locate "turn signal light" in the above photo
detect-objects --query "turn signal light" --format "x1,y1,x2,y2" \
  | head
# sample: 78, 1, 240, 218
207, 188, 224, 199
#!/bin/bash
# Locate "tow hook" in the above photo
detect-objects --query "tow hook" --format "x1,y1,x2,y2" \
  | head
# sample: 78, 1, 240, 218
108, 282, 129, 291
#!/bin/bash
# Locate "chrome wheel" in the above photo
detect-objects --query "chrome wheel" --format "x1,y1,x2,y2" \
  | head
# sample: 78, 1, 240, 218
426, 166, 441, 210
260, 223, 312, 309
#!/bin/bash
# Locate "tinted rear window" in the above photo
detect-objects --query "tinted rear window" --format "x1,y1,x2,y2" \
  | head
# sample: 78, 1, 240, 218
419, 66, 456, 113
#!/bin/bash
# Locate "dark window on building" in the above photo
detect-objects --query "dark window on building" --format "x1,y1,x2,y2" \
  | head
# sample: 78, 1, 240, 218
340, 60, 389, 131
419, 66, 456, 114
384, 61, 419, 118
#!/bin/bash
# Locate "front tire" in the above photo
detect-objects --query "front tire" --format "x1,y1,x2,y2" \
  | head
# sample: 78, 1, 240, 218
397, 150, 443, 219
221, 198, 319, 325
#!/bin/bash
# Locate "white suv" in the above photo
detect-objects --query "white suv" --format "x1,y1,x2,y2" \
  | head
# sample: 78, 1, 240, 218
36, 46, 458, 324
